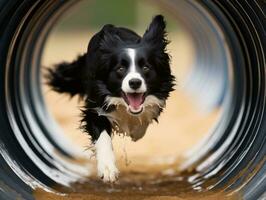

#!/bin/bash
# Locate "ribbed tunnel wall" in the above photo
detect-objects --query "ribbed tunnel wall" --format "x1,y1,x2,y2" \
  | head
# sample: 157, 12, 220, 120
0, 0, 265, 199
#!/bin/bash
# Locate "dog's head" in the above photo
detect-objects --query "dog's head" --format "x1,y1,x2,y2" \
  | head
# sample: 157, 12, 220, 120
86, 15, 175, 115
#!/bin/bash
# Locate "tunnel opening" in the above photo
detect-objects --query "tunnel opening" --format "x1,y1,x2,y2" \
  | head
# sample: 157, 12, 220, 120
40, 0, 228, 198
1, 0, 265, 199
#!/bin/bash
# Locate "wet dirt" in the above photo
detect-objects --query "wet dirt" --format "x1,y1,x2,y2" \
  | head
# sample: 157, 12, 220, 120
34, 157, 241, 200
34, 169, 241, 200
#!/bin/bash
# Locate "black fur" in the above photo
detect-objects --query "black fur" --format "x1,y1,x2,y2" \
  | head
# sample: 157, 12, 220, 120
46, 15, 175, 143
45, 54, 87, 97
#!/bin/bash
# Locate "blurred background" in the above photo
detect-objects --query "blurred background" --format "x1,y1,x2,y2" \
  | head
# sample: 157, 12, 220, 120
42, 0, 221, 175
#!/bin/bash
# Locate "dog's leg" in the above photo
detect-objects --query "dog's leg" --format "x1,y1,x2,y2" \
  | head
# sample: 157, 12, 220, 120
81, 110, 119, 183
95, 130, 118, 183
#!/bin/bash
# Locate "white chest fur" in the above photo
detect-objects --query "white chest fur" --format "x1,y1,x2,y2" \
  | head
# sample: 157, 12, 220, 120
96, 95, 164, 141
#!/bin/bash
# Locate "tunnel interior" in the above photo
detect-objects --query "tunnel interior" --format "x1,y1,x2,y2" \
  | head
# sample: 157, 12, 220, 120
0, 0, 265, 200
40, 0, 230, 198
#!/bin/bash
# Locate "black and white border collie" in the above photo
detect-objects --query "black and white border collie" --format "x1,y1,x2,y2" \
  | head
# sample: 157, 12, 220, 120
46, 15, 175, 183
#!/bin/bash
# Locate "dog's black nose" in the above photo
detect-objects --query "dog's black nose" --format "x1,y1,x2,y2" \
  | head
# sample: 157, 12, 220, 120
129, 78, 142, 90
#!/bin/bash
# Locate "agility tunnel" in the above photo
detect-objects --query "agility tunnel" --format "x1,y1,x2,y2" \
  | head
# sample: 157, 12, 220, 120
0, 0, 265, 199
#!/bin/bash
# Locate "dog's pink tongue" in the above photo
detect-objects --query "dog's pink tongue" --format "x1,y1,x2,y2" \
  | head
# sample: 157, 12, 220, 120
126, 93, 143, 110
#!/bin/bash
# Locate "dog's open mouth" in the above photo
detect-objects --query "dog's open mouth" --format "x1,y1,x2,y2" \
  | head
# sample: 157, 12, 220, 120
122, 92, 145, 114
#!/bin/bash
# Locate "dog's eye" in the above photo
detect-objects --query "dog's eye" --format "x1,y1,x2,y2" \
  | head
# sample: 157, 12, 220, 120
143, 66, 150, 73
116, 66, 126, 73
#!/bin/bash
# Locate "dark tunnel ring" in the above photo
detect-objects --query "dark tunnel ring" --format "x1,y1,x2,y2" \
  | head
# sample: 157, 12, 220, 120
0, 0, 265, 199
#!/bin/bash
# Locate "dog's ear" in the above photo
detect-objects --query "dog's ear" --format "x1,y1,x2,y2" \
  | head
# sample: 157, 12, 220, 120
142, 15, 168, 49
86, 24, 122, 80
99, 24, 123, 53
87, 24, 121, 54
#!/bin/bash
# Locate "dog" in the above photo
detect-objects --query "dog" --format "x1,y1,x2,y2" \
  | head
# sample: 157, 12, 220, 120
46, 15, 175, 183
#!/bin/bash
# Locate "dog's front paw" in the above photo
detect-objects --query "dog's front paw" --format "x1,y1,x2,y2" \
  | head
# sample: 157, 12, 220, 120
95, 131, 119, 183
97, 161, 119, 183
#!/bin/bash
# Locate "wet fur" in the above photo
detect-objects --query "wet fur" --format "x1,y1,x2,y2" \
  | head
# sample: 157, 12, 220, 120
46, 15, 175, 142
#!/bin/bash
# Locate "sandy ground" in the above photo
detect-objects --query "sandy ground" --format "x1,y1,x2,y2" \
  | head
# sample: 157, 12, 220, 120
34, 31, 237, 199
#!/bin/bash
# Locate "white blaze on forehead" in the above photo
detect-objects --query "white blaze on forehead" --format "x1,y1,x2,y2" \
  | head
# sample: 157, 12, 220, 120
122, 48, 147, 94
126, 48, 136, 72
